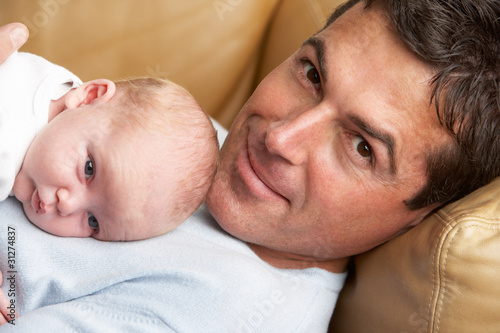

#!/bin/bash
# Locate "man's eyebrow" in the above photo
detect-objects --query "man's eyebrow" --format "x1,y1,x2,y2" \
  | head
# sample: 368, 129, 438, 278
302, 36, 328, 84
348, 114, 397, 174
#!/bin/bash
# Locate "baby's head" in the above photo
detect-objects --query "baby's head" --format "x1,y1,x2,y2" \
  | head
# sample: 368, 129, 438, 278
13, 77, 219, 241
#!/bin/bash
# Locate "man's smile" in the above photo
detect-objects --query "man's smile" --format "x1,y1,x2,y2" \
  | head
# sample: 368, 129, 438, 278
247, 141, 289, 203
233, 130, 289, 203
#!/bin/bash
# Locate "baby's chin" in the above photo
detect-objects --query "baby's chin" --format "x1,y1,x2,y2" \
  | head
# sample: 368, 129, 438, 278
12, 185, 30, 204
11, 171, 34, 203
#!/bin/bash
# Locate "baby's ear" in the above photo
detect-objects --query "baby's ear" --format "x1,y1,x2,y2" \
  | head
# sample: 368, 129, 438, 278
64, 79, 116, 109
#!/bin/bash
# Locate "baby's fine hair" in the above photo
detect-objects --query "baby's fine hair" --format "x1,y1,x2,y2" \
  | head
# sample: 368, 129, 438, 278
111, 77, 219, 226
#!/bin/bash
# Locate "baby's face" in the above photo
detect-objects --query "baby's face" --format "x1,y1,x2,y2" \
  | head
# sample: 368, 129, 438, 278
13, 106, 174, 241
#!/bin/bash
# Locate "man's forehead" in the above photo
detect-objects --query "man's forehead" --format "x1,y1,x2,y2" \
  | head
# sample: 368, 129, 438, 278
318, 1, 435, 114
309, 0, 448, 174
322, 1, 389, 40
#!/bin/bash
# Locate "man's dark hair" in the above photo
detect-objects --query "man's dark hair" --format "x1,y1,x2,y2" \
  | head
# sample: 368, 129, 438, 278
325, 0, 500, 209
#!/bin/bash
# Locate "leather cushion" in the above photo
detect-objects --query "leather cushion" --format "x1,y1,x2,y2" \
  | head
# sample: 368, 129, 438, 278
331, 177, 500, 332
0, 0, 279, 128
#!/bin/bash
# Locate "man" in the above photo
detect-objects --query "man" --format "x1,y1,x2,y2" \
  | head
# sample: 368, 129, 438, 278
209, 0, 448, 273
208, 0, 500, 274
0, 0, 498, 331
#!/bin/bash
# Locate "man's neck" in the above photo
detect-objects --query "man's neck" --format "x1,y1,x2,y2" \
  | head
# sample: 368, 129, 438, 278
247, 243, 349, 273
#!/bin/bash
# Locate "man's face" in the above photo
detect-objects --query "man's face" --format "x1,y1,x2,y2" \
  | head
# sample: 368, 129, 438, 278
206, 2, 450, 265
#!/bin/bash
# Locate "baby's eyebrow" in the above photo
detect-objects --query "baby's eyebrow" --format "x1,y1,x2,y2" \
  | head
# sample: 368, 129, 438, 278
348, 113, 397, 175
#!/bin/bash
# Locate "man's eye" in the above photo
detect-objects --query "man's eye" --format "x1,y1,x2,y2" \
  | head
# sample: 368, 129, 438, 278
351, 135, 372, 159
88, 213, 99, 229
302, 61, 321, 88
84, 156, 94, 179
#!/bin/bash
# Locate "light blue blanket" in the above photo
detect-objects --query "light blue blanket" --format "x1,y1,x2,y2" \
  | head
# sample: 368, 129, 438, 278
0, 121, 345, 332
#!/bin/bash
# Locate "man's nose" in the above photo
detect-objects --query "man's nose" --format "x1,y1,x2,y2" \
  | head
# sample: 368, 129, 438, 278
265, 107, 329, 165
56, 187, 83, 216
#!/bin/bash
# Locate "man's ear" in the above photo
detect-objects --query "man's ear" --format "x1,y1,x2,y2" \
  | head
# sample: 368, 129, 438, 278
64, 79, 116, 109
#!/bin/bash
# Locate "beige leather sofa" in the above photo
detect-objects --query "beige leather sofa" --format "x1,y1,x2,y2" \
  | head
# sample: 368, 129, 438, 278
2, 1, 499, 331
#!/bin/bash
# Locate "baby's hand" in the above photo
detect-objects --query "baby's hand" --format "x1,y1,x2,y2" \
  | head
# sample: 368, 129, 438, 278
0, 270, 17, 325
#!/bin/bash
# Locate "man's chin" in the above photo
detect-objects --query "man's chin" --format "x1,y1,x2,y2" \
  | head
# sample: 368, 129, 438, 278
205, 177, 225, 222
206, 177, 241, 235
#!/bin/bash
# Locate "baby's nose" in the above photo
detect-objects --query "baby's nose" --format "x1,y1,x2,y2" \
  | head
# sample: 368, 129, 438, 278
56, 188, 82, 216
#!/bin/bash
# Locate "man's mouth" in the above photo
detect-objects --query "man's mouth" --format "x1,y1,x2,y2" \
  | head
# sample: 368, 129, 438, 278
241, 137, 290, 203
248, 150, 279, 196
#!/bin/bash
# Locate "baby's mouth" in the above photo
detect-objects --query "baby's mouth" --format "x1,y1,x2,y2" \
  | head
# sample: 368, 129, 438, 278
31, 189, 45, 214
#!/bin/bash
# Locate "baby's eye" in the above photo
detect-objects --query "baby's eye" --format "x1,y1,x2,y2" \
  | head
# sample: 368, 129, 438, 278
84, 156, 94, 179
302, 60, 321, 89
88, 213, 99, 229
351, 135, 372, 160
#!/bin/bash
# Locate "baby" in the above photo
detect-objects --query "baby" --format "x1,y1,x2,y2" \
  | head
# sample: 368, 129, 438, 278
0, 52, 219, 241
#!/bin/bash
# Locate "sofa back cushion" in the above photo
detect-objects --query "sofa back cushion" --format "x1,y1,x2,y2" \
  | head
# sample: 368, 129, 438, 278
0, 0, 279, 128
330, 177, 500, 332
1, 0, 349, 127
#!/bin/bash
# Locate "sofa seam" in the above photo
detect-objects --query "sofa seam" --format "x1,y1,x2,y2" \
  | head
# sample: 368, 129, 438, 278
428, 212, 500, 332
427, 212, 451, 333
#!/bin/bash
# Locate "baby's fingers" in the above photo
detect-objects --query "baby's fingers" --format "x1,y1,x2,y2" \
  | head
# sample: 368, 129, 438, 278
0, 272, 16, 326
0, 289, 15, 325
